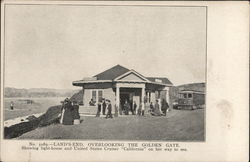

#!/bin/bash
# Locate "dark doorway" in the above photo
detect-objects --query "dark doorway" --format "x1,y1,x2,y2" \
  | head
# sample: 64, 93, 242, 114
120, 93, 130, 111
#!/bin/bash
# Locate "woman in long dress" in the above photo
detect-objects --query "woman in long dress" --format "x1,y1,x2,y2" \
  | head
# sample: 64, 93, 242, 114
60, 98, 74, 125
154, 99, 161, 116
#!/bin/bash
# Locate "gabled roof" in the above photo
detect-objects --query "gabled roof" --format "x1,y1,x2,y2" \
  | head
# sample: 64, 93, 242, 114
94, 64, 130, 80
114, 69, 150, 82
146, 77, 173, 85
73, 65, 173, 87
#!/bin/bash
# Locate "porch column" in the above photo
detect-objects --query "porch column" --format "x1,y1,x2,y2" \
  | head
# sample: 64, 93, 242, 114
116, 86, 120, 110
163, 87, 170, 104
141, 87, 145, 110
147, 92, 150, 103
166, 89, 170, 103
82, 87, 84, 105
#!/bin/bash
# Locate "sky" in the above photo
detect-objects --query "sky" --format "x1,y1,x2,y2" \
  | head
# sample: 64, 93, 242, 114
4, 5, 206, 89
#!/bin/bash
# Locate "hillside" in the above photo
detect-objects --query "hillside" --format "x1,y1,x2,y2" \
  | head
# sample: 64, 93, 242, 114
70, 90, 83, 105
4, 87, 79, 98
177, 82, 205, 92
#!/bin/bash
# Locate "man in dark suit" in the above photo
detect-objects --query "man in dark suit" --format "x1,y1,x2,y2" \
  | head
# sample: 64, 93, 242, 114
105, 99, 113, 119
132, 101, 137, 115
124, 100, 130, 115
161, 99, 169, 116
96, 101, 101, 117
102, 98, 106, 115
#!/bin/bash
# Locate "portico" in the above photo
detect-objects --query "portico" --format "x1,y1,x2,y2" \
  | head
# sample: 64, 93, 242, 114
115, 82, 146, 111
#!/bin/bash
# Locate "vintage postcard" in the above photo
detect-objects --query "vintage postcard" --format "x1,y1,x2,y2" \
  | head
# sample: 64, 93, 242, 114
0, 1, 248, 162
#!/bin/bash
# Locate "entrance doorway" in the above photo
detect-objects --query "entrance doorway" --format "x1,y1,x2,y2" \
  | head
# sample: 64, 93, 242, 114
118, 88, 142, 115
120, 93, 130, 112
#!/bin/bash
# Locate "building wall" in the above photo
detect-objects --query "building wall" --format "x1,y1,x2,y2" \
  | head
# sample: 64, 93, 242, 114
84, 89, 92, 106
103, 88, 116, 106
83, 88, 116, 109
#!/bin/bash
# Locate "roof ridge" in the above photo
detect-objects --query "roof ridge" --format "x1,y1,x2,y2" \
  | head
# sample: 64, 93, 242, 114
93, 64, 130, 80
94, 64, 129, 77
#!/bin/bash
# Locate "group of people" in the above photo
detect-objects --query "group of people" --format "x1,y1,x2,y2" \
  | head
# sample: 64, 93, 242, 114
149, 98, 169, 116
122, 99, 169, 116
60, 97, 170, 124
122, 100, 145, 116
96, 98, 113, 119
94, 98, 145, 118
60, 98, 80, 125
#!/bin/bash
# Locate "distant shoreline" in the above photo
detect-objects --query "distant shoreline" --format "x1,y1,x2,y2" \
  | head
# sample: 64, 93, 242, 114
4, 87, 79, 98
4, 96, 70, 99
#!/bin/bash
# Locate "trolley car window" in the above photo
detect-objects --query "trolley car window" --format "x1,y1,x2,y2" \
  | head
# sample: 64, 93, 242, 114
188, 93, 192, 98
183, 93, 187, 98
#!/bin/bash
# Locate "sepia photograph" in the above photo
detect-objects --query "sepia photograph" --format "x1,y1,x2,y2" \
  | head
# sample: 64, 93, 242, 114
2, 4, 207, 141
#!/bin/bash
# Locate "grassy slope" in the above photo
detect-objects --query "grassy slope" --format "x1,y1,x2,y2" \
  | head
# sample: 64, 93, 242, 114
18, 109, 204, 141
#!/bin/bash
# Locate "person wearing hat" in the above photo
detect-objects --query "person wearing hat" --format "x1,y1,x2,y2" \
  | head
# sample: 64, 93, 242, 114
60, 98, 74, 125
105, 99, 113, 119
96, 101, 102, 117
10, 101, 14, 110
124, 100, 130, 115
161, 98, 169, 116
102, 98, 107, 115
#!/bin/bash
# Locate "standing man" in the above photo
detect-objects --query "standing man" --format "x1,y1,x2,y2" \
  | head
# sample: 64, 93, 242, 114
132, 101, 137, 115
119, 102, 123, 115
96, 101, 102, 117
161, 99, 169, 116
102, 98, 106, 115
150, 102, 154, 114
124, 100, 130, 115
141, 102, 145, 116
10, 101, 14, 110
105, 99, 113, 119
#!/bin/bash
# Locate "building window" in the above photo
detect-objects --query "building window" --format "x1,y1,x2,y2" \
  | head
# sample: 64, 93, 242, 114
98, 90, 103, 102
90, 90, 103, 106
92, 90, 97, 102
155, 79, 162, 83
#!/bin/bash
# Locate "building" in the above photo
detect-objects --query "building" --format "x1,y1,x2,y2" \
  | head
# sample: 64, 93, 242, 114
72, 65, 173, 114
